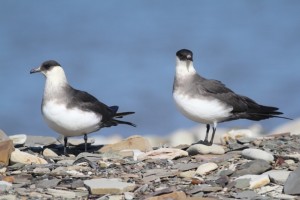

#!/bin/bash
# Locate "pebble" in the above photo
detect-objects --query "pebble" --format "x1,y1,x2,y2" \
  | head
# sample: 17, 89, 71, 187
0, 180, 12, 191
196, 162, 218, 175
263, 170, 291, 184
242, 148, 274, 162
137, 148, 188, 160
220, 128, 258, 145
25, 135, 58, 147
8, 134, 27, 146
10, 149, 48, 164
236, 174, 270, 189
84, 178, 136, 195
43, 148, 58, 157
99, 135, 152, 153
186, 144, 225, 155
233, 160, 271, 176
46, 188, 77, 198
179, 170, 196, 178
284, 166, 300, 195
146, 191, 186, 200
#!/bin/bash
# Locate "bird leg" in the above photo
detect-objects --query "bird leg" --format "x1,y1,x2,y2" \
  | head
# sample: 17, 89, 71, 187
84, 134, 88, 152
192, 124, 211, 145
64, 136, 68, 155
208, 122, 217, 145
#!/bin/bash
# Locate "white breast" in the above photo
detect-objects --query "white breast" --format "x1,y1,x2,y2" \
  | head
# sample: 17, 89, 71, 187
173, 92, 233, 124
42, 101, 102, 137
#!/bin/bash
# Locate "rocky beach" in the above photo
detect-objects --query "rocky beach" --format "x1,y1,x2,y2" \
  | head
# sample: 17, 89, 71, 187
1, 120, 300, 200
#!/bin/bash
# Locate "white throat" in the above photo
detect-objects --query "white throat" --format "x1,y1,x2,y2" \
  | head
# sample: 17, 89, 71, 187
43, 66, 68, 99
175, 57, 196, 79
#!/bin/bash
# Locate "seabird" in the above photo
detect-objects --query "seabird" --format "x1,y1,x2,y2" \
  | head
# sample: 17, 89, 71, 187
173, 49, 290, 145
30, 60, 136, 154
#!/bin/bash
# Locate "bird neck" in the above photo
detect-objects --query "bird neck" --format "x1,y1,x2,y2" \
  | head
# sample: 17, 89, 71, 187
175, 59, 196, 79
43, 67, 69, 99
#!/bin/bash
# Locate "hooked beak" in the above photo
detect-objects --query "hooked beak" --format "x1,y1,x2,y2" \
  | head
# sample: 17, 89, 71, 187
30, 66, 41, 74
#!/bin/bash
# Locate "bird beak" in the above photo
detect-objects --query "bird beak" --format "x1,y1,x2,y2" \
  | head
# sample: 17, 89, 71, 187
30, 66, 41, 74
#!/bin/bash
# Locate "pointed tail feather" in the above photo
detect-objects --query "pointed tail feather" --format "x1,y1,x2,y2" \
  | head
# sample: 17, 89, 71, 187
114, 111, 135, 118
112, 119, 137, 127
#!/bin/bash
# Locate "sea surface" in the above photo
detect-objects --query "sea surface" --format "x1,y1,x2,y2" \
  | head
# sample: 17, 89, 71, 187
0, 1, 299, 138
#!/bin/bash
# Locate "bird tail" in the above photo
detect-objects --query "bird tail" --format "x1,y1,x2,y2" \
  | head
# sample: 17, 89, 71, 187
107, 106, 136, 127
246, 105, 292, 121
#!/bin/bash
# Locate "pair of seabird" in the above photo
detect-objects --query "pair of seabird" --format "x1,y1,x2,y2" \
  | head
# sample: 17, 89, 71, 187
30, 49, 288, 154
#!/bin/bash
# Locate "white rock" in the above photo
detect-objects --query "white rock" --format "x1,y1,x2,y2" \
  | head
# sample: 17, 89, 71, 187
0, 180, 12, 191
263, 170, 291, 184
137, 148, 188, 160
10, 149, 48, 164
9, 134, 27, 146
242, 148, 274, 162
236, 174, 270, 189
196, 162, 218, 175
179, 170, 196, 178
186, 144, 225, 155
46, 188, 76, 198
84, 178, 136, 195
43, 148, 58, 157
221, 128, 260, 145
124, 192, 134, 200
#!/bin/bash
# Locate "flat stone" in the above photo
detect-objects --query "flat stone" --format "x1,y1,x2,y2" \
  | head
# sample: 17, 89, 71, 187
284, 166, 300, 195
232, 190, 260, 199
187, 144, 225, 155
236, 174, 270, 189
263, 170, 291, 184
137, 148, 188, 160
0, 195, 17, 200
84, 178, 136, 195
196, 162, 218, 175
33, 167, 51, 175
179, 170, 196, 178
25, 135, 58, 147
146, 191, 186, 200
242, 148, 274, 162
36, 178, 61, 189
9, 134, 27, 146
43, 148, 58, 157
221, 129, 258, 145
0, 180, 12, 191
46, 188, 77, 198
99, 135, 152, 153
232, 160, 271, 177
10, 149, 48, 164
0, 139, 14, 166
173, 162, 199, 171
187, 184, 222, 194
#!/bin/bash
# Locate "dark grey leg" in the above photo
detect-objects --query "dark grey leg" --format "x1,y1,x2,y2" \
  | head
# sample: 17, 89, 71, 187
209, 122, 217, 145
64, 136, 68, 155
203, 124, 210, 142
84, 134, 88, 152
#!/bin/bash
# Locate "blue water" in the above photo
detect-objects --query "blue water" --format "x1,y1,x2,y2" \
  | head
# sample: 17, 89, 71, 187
0, 1, 299, 138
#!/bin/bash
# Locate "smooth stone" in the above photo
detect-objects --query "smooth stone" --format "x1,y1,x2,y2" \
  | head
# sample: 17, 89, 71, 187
232, 160, 271, 177
0, 195, 17, 200
232, 190, 259, 199
196, 162, 218, 175
137, 148, 188, 160
186, 144, 225, 155
9, 134, 27, 146
263, 170, 291, 184
284, 166, 300, 195
179, 170, 196, 178
0, 180, 12, 191
99, 135, 152, 153
36, 178, 61, 189
10, 149, 48, 164
220, 129, 258, 145
46, 188, 77, 198
0, 139, 14, 166
33, 167, 51, 175
146, 191, 186, 200
0, 129, 9, 141
124, 192, 134, 200
84, 178, 136, 195
236, 174, 270, 189
43, 148, 58, 157
242, 148, 274, 162
25, 135, 58, 147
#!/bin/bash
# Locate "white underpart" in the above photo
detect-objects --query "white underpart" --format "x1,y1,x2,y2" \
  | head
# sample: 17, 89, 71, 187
174, 58, 233, 125
42, 101, 101, 137
173, 92, 232, 124
40, 65, 101, 137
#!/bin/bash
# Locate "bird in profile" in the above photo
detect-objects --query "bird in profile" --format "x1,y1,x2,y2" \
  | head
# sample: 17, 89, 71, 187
173, 49, 290, 145
30, 60, 136, 154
